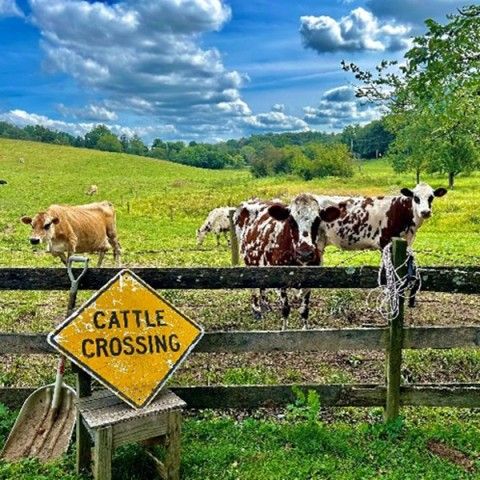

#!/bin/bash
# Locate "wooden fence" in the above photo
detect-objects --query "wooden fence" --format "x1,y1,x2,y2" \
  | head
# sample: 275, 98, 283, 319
0, 240, 479, 420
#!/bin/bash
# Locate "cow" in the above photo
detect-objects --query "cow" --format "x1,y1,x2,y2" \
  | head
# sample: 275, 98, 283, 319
85, 184, 98, 196
21, 201, 121, 267
234, 194, 341, 329
196, 207, 232, 246
314, 183, 447, 306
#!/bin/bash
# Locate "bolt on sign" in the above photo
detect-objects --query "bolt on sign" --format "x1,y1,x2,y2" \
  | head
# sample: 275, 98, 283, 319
48, 270, 204, 409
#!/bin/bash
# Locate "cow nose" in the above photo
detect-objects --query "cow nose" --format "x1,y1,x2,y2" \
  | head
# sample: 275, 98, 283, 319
421, 210, 431, 219
30, 238, 40, 245
298, 250, 315, 263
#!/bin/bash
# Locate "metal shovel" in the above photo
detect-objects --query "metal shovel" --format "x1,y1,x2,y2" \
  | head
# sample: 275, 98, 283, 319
1, 256, 89, 462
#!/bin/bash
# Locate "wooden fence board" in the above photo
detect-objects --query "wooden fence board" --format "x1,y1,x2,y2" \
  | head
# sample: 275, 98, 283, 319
1, 384, 479, 410
0, 326, 478, 355
0, 267, 478, 293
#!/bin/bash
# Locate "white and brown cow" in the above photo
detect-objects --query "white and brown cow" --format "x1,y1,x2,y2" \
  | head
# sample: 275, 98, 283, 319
196, 207, 232, 246
234, 194, 341, 329
314, 183, 447, 305
315, 183, 447, 250
21, 201, 121, 266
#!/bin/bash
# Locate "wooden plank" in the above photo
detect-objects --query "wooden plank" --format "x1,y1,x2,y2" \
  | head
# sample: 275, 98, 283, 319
385, 238, 407, 422
93, 426, 113, 480
76, 368, 92, 475
1, 326, 479, 356
111, 414, 168, 449
164, 411, 182, 480
0, 266, 478, 292
1, 384, 479, 410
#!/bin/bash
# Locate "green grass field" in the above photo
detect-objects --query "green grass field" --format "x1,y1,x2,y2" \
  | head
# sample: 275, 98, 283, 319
0, 138, 479, 479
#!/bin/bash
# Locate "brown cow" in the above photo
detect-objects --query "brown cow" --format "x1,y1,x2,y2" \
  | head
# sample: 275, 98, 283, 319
234, 194, 341, 329
21, 201, 121, 266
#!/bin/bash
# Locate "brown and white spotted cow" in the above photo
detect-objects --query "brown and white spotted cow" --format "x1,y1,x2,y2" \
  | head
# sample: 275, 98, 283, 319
21, 201, 121, 266
234, 194, 341, 329
314, 183, 447, 250
314, 183, 447, 305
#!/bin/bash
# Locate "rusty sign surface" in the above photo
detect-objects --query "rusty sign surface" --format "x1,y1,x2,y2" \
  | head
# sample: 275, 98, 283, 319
48, 269, 204, 409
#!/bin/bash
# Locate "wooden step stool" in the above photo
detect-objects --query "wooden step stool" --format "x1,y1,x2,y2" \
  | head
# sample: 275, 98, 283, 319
76, 387, 186, 480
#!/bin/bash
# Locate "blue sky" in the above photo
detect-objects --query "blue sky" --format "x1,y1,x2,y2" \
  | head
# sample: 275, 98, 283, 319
0, 0, 471, 143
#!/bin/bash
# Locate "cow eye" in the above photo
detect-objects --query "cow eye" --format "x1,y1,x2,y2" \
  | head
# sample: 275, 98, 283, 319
428, 195, 434, 203
44, 223, 51, 230
413, 196, 420, 204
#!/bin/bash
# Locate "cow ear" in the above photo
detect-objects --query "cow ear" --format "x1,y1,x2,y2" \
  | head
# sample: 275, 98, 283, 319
320, 206, 341, 223
268, 204, 290, 221
51, 217, 60, 225
401, 188, 413, 197
434, 187, 447, 197
21, 216, 32, 225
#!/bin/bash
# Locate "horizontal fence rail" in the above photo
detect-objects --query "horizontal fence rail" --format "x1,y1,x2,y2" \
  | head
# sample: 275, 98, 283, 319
0, 266, 479, 293
1, 326, 479, 355
1, 384, 479, 411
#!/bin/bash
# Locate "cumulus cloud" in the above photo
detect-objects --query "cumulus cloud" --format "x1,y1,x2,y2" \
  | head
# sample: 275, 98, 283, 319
0, 0, 23, 17
27, 0, 249, 137
0, 109, 176, 141
300, 7, 410, 53
303, 85, 381, 130
57, 103, 118, 122
243, 106, 309, 133
366, 0, 466, 28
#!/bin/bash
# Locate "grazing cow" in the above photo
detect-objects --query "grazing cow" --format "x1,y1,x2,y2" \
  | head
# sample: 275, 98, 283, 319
85, 184, 98, 196
196, 207, 232, 246
234, 194, 341, 329
21, 201, 121, 266
314, 183, 447, 306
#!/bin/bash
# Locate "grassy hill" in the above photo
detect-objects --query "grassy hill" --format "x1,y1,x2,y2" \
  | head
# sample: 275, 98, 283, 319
0, 139, 479, 478
1, 138, 479, 268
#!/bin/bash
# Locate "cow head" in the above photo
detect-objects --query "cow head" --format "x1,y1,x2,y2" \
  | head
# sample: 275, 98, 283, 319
400, 183, 447, 220
267, 194, 341, 265
21, 212, 59, 245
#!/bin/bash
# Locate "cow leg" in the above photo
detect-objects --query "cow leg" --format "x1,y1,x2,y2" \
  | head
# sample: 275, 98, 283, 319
55, 252, 68, 266
251, 289, 262, 320
107, 229, 122, 267
225, 231, 231, 247
97, 251, 106, 267
259, 288, 271, 314
299, 289, 311, 330
280, 288, 290, 330
215, 233, 220, 247
406, 256, 419, 308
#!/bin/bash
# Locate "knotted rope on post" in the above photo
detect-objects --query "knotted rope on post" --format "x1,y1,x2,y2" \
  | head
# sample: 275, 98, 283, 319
366, 242, 421, 321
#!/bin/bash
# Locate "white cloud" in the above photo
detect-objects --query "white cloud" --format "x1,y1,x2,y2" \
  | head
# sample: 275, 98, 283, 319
303, 85, 382, 130
57, 103, 118, 122
243, 106, 309, 133
27, 0, 247, 137
0, 109, 176, 142
300, 7, 410, 53
0, 0, 23, 17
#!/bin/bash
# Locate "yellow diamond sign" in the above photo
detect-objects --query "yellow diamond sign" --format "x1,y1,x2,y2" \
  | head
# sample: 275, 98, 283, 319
48, 269, 204, 409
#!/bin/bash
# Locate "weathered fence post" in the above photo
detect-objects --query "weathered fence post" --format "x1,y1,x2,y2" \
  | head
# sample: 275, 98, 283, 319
75, 368, 92, 474
228, 208, 239, 266
384, 237, 407, 422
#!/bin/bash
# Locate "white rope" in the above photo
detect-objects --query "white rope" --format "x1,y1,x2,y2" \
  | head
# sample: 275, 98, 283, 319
366, 243, 421, 321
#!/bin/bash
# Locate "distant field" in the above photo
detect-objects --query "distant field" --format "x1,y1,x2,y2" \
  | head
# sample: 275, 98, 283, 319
1, 138, 479, 268
0, 139, 479, 479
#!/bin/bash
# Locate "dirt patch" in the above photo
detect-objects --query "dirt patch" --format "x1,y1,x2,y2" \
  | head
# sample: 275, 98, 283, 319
427, 440, 476, 472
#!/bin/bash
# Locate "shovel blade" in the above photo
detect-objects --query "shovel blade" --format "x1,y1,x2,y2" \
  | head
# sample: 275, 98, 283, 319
1, 384, 76, 462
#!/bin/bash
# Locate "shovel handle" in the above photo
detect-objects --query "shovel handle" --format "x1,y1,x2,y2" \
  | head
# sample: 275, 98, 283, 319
52, 256, 89, 414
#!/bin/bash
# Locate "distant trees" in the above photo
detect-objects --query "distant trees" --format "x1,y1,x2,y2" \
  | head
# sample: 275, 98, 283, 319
341, 120, 394, 159
250, 143, 354, 180
343, 5, 480, 188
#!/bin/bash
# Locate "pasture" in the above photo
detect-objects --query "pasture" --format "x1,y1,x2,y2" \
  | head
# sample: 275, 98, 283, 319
0, 138, 479, 478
